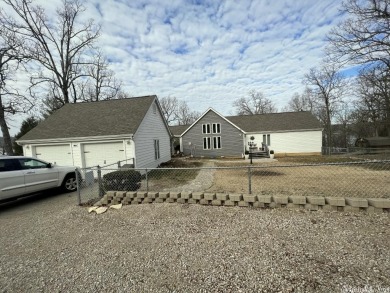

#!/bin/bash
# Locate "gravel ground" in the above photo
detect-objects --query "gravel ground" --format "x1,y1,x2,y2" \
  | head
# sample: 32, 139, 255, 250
1, 192, 390, 293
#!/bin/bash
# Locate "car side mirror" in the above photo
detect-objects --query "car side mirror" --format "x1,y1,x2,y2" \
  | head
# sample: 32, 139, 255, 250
47, 163, 52, 168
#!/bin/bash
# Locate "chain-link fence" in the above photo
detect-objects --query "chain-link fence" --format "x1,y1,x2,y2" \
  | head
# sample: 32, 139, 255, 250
322, 147, 390, 159
76, 159, 390, 205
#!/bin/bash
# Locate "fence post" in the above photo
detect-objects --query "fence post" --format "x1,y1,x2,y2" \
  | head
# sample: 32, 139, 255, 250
76, 168, 81, 205
97, 165, 104, 197
248, 166, 252, 194
145, 168, 148, 192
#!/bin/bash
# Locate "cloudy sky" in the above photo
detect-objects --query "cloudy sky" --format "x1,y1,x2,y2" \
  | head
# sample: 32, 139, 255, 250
4, 0, 349, 134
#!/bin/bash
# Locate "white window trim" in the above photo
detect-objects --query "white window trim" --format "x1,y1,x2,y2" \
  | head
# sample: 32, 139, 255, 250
203, 137, 211, 150
212, 123, 221, 134
202, 124, 211, 134
213, 136, 222, 149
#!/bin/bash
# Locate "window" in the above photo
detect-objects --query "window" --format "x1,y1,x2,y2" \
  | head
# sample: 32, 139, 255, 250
203, 137, 211, 149
18, 158, 48, 169
212, 123, 221, 134
202, 124, 211, 134
154, 139, 160, 160
262, 134, 271, 146
213, 137, 221, 149
0, 159, 19, 172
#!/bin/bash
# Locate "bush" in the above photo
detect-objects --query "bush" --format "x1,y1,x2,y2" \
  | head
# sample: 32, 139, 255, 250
103, 170, 142, 191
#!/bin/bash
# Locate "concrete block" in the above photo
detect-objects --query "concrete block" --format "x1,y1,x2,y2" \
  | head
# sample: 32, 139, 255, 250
367, 198, 390, 209
106, 191, 115, 199
306, 196, 325, 206
367, 206, 383, 214
199, 199, 210, 205
204, 193, 216, 201
165, 198, 176, 203
101, 197, 109, 205
177, 198, 187, 204
136, 192, 147, 199
238, 201, 249, 207
229, 193, 243, 202
169, 192, 181, 199
188, 198, 198, 204
272, 195, 288, 204
211, 200, 222, 206
147, 192, 159, 199
131, 200, 140, 205
253, 202, 265, 208
180, 192, 192, 199
325, 197, 345, 207
155, 198, 165, 203
322, 205, 338, 212
344, 206, 360, 213
216, 193, 228, 201
158, 192, 169, 199
258, 195, 272, 203
142, 198, 153, 204
345, 198, 368, 208
125, 192, 137, 199
243, 194, 256, 203
192, 192, 204, 200
269, 202, 281, 209
115, 191, 126, 200
289, 196, 306, 205
224, 200, 236, 206
287, 203, 303, 210
305, 204, 319, 211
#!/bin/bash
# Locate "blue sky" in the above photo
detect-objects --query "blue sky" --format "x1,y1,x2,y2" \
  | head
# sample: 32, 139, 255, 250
3, 0, 350, 134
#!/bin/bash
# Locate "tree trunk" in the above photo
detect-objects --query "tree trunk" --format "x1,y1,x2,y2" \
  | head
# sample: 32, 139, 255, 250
0, 102, 14, 155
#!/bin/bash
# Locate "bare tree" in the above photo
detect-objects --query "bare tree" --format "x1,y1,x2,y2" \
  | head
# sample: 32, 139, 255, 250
175, 101, 200, 125
233, 90, 277, 115
159, 96, 179, 125
79, 50, 121, 102
327, 0, 390, 68
304, 64, 347, 148
1, 0, 100, 105
282, 88, 316, 112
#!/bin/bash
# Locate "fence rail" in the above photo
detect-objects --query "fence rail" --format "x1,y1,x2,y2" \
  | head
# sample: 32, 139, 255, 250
76, 159, 390, 205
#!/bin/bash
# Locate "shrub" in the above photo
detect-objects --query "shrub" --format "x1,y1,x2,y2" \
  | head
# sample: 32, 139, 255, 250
103, 170, 142, 191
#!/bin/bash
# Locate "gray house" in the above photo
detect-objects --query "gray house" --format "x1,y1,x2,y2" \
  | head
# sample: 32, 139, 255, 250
177, 108, 322, 157
17, 95, 172, 169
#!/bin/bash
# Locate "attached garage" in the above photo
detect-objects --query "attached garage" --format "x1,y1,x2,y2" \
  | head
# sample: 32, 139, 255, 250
83, 142, 125, 168
35, 144, 73, 166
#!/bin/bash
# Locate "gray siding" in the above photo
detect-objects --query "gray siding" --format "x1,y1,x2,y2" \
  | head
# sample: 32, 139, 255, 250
182, 110, 244, 157
134, 101, 171, 168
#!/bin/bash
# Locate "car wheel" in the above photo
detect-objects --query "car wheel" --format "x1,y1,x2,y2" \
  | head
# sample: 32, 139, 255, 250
62, 174, 77, 192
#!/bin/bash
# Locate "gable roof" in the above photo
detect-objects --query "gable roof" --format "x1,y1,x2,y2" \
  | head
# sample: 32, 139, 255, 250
169, 125, 190, 136
19, 95, 159, 141
226, 111, 322, 132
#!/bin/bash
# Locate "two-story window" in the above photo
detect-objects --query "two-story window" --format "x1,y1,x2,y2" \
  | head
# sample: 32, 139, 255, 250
202, 123, 222, 150
263, 134, 271, 146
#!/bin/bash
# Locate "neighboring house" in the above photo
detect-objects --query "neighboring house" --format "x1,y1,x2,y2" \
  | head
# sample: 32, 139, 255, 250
17, 96, 172, 169
177, 108, 322, 157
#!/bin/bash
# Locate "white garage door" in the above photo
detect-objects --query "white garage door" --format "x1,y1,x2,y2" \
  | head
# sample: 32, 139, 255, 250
83, 142, 125, 168
35, 144, 73, 166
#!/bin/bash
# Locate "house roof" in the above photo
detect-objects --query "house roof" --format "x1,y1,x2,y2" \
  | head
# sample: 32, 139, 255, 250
169, 125, 190, 136
225, 111, 322, 133
19, 95, 158, 141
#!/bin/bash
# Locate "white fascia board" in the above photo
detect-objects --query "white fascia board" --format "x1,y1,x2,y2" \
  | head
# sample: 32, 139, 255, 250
244, 128, 323, 135
17, 134, 133, 145
181, 108, 245, 137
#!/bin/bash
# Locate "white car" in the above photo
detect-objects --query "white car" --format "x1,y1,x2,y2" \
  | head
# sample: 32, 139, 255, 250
0, 156, 78, 201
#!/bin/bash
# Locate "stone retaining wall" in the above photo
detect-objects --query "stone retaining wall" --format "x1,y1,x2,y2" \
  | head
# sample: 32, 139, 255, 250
94, 191, 390, 214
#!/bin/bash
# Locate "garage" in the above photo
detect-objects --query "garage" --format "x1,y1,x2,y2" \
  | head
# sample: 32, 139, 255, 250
35, 144, 73, 166
83, 142, 125, 168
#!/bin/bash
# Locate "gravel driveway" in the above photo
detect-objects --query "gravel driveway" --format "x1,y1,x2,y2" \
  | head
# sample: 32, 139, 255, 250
1, 192, 389, 293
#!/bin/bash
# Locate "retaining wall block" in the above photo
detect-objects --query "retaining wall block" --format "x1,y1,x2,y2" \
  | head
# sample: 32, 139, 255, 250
243, 194, 256, 203
224, 200, 236, 206
211, 200, 222, 206
238, 201, 250, 207
367, 198, 390, 209
216, 193, 228, 201
147, 192, 159, 199
269, 202, 282, 209
136, 192, 147, 199
344, 206, 361, 213
142, 198, 153, 204
258, 195, 272, 203
158, 192, 170, 199
106, 191, 115, 200
322, 205, 338, 212
169, 192, 181, 199
180, 192, 192, 200
253, 202, 265, 208
192, 192, 204, 200
165, 198, 176, 203
289, 196, 306, 205
306, 196, 325, 206
345, 198, 368, 208
131, 200, 140, 205
177, 198, 187, 204
122, 198, 131, 205
114, 191, 126, 200
305, 204, 319, 211
287, 203, 303, 210
325, 197, 345, 207
229, 193, 243, 202
200, 199, 210, 205
367, 206, 384, 214
204, 193, 216, 201
188, 198, 198, 204
125, 192, 137, 200
155, 198, 165, 203
272, 195, 288, 204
